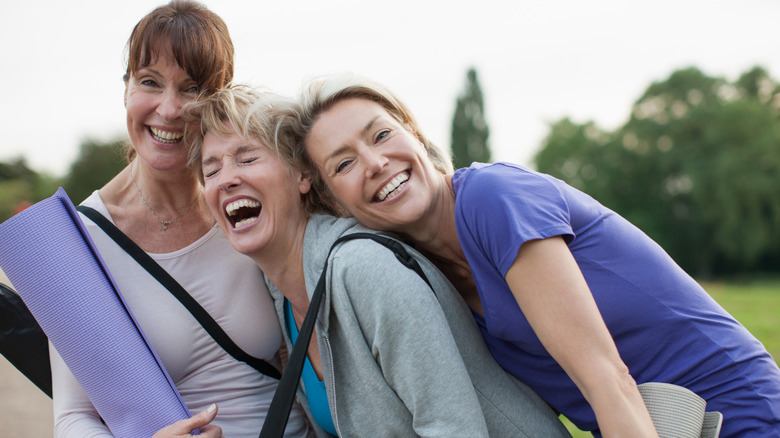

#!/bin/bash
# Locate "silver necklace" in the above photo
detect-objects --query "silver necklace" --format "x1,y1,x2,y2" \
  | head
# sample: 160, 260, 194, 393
130, 161, 199, 231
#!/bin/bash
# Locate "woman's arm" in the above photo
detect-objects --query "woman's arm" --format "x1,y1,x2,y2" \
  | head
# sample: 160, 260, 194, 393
505, 236, 657, 438
52, 344, 221, 438
50, 344, 113, 437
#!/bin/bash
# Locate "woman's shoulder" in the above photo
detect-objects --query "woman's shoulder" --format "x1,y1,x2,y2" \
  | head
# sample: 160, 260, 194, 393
453, 161, 535, 181
303, 216, 446, 306
329, 233, 435, 291
78, 190, 120, 229
452, 163, 568, 218
453, 162, 559, 199
80, 190, 107, 211
303, 215, 360, 265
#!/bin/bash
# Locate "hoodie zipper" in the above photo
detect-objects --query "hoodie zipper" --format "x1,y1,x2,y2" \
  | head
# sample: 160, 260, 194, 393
322, 333, 342, 437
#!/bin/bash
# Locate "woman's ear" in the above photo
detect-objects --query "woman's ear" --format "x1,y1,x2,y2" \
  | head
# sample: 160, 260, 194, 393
298, 171, 312, 195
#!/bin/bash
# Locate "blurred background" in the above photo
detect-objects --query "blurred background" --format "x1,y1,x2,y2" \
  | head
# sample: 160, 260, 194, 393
2, 0, 779, 436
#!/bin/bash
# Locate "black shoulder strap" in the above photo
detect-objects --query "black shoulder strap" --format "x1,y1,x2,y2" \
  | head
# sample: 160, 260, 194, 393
339, 233, 435, 291
77, 205, 281, 380
259, 232, 434, 438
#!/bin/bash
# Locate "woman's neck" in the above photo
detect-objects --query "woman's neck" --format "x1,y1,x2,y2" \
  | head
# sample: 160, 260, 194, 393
398, 175, 461, 261
252, 218, 310, 313
256, 216, 325, 379
130, 159, 202, 211
99, 160, 214, 252
399, 175, 484, 315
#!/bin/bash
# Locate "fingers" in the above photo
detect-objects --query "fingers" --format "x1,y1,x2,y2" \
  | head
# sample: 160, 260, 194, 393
152, 404, 222, 438
197, 423, 225, 438
191, 403, 219, 429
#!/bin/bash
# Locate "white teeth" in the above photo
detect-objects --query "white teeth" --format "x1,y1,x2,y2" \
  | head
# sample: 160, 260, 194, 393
377, 173, 409, 201
234, 217, 258, 228
150, 127, 184, 143
225, 199, 261, 216
225, 199, 261, 229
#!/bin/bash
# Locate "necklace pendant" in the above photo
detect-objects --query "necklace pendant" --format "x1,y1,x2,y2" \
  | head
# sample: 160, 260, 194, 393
131, 160, 199, 233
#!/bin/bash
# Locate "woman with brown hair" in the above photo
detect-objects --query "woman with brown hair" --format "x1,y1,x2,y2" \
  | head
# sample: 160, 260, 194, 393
50, 3, 315, 437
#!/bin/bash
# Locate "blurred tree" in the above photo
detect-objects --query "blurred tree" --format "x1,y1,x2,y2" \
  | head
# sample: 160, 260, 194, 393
451, 68, 491, 169
535, 66, 780, 276
61, 138, 127, 204
535, 118, 617, 206
0, 158, 37, 181
0, 158, 59, 222
0, 179, 36, 221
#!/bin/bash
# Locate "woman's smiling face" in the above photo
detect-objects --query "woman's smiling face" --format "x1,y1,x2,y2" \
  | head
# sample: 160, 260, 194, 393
124, 46, 200, 170
305, 98, 442, 233
201, 122, 310, 258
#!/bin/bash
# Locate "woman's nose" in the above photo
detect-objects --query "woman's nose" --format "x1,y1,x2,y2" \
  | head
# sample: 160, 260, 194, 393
363, 148, 389, 178
157, 89, 186, 122
218, 166, 241, 191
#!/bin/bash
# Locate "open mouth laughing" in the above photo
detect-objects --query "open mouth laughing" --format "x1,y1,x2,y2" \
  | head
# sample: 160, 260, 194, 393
225, 198, 261, 228
150, 127, 184, 144
375, 171, 410, 202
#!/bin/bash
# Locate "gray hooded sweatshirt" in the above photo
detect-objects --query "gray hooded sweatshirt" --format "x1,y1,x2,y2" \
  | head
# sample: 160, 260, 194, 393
267, 214, 570, 437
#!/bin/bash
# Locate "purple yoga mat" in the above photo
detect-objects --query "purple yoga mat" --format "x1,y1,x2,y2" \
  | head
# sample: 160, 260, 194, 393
0, 188, 193, 437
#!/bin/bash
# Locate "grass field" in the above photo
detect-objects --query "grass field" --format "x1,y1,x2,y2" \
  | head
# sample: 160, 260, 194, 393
561, 278, 780, 437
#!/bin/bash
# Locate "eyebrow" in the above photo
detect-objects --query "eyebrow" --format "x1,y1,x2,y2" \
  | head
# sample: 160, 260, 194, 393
322, 115, 381, 163
201, 144, 259, 167
135, 66, 161, 77
201, 155, 219, 167
136, 66, 196, 84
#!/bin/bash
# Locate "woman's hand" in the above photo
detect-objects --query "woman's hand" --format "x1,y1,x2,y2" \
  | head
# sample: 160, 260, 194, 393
152, 403, 223, 438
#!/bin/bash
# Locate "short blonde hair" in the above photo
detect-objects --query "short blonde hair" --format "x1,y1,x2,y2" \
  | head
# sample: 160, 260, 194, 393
279, 73, 454, 212
184, 84, 340, 217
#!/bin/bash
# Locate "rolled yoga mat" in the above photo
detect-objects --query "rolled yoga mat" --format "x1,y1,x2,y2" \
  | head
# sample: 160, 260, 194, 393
0, 188, 193, 437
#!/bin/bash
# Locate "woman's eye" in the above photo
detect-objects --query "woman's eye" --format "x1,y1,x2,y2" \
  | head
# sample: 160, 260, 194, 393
140, 78, 158, 87
375, 129, 391, 143
185, 84, 200, 94
240, 157, 258, 165
336, 159, 353, 174
202, 163, 220, 178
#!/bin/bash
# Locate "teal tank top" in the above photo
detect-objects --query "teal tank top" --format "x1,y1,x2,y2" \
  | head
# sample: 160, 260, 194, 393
283, 299, 337, 435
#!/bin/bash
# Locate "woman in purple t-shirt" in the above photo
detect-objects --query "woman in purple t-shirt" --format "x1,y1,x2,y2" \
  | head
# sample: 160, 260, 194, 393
283, 73, 780, 437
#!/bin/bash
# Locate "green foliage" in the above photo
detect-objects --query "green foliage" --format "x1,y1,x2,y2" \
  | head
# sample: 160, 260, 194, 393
0, 139, 126, 222
705, 278, 780, 361
451, 68, 491, 169
0, 141, 126, 222
535, 66, 780, 276
0, 158, 60, 222
61, 138, 128, 204
0, 179, 36, 221
0, 158, 37, 181
535, 118, 618, 206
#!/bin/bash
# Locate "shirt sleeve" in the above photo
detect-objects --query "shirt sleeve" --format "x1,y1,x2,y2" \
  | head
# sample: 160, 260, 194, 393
455, 163, 575, 276
329, 245, 490, 437
50, 343, 114, 437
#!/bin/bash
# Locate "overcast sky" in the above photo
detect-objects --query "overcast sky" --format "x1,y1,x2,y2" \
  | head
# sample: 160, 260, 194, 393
2, 0, 778, 178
